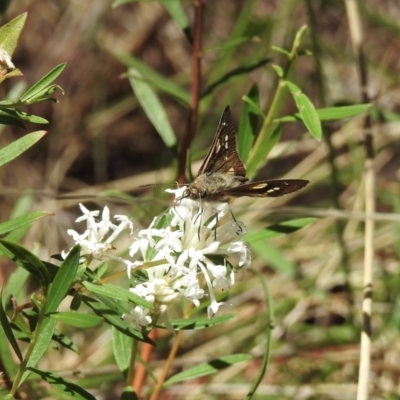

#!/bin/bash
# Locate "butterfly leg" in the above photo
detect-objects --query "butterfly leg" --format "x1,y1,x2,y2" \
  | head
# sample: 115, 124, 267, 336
230, 209, 243, 235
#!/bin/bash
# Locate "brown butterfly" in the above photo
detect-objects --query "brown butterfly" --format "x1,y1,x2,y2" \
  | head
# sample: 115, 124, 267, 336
182, 106, 308, 202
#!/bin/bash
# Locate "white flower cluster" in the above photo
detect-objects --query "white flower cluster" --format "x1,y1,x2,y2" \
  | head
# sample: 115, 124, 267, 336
62, 203, 133, 261
64, 189, 251, 330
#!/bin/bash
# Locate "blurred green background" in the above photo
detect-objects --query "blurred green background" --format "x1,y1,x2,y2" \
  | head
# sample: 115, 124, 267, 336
1, 0, 400, 398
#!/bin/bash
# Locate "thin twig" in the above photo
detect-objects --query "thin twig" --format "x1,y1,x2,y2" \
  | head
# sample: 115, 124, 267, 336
133, 329, 157, 395
177, 0, 205, 184
345, 1, 375, 399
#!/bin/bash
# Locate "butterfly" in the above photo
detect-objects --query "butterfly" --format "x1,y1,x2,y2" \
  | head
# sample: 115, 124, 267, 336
182, 105, 308, 202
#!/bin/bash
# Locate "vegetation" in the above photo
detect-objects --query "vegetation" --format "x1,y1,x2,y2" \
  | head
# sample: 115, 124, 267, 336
0, 1, 399, 399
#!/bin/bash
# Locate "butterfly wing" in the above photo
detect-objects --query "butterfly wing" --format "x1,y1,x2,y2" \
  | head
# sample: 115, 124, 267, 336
220, 179, 309, 198
197, 106, 246, 178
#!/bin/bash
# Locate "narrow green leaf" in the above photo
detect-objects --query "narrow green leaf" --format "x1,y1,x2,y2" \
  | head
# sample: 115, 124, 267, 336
238, 84, 260, 163
15, 110, 49, 123
0, 239, 50, 289
0, 131, 46, 167
163, 0, 192, 44
159, 314, 236, 330
271, 64, 284, 77
0, 211, 52, 236
245, 122, 282, 177
52, 330, 80, 354
271, 45, 290, 56
46, 246, 80, 314
3, 266, 30, 303
0, 113, 25, 128
251, 241, 295, 273
0, 289, 23, 362
244, 218, 316, 242
82, 295, 152, 343
119, 54, 189, 104
112, 326, 132, 373
0, 300, 19, 378
50, 312, 103, 328
0, 13, 27, 55
164, 354, 251, 386
22, 317, 57, 383
82, 282, 153, 310
112, 0, 136, 7
19, 63, 66, 102
277, 104, 372, 122
202, 58, 270, 98
286, 81, 322, 140
28, 367, 96, 400
121, 387, 139, 400
129, 68, 176, 148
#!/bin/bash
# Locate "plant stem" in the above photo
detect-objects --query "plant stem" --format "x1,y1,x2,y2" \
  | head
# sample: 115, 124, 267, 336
246, 25, 307, 176
9, 296, 47, 397
177, 0, 205, 184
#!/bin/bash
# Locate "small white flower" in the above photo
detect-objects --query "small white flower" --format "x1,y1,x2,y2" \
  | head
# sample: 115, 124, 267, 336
63, 203, 133, 262
127, 187, 252, 321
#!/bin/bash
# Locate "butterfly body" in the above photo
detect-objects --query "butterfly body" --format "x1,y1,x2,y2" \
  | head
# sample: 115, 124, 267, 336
182, 106, 309, 202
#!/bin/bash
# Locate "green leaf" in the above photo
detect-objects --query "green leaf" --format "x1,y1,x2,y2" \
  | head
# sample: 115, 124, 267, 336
238, 84, 259, 163
0, 211, 52, 236
159, 314, 236, 330
119, 54, 189, 104
271, 45, 290, 56
0, 239, 50, 289
112, 0, 136, 7
271, 64, 284, 77
0, 13, 27, 55
0, 113, 25, 128
0, 298, 19, 378
46, 246, 80, 314
129, 68, 177, 148
28, 367, 96, 400
277, 104, 372, 122
82, 295, 152, 343
52, 330, 80, 354
245, 122, 282, 177
244, 218, 316, 242
251, 241, 296, 273
0, 289, 23, 362
163, 0, 192, 44
19, 63, 66, 103
15, 110, 49, 123
112, 326, 132, 373
285, 80, 322, 140
50, 312, 103, 328
0, 131, 47, 167
82, 282, 153, 310
164, 354, 251, 386
202, 58, 270, 98
3, 265, 30, 303
22, 317, 57, 383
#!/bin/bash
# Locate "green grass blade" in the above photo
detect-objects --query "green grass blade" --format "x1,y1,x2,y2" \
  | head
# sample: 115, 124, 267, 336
164, 354, 251, 386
